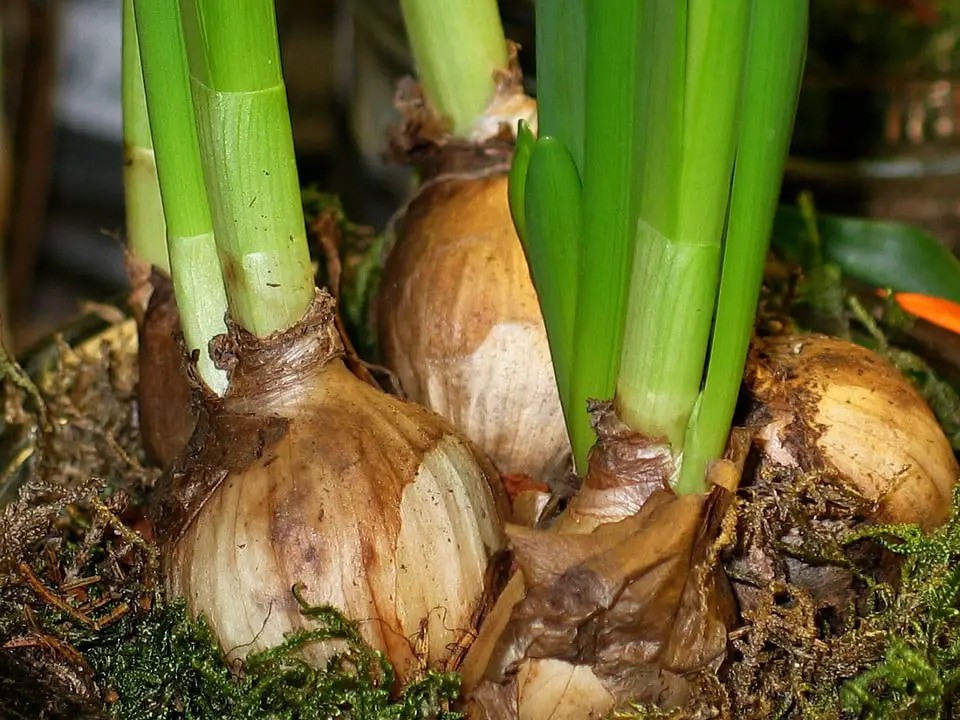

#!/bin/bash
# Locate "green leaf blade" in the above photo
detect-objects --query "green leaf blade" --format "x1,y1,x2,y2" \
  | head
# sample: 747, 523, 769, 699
399, 0, 509, 136
121, 0, 169, 273
680, 0, 809, 492
521, 136, 582, 458
181, 0, 314, 336
568, 0, 646, 472
534, 0, 586, 175
618, 0, 756, 454
508, 120, 537, 245
773, 207, 960, 304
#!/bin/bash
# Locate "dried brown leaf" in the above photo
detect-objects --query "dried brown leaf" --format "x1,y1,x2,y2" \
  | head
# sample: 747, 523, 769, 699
467, 405, 745, 717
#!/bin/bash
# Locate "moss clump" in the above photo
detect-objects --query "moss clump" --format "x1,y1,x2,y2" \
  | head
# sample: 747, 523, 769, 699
83, 588, 463, 720
616, 468, 960, 720
834, 486, 960, 719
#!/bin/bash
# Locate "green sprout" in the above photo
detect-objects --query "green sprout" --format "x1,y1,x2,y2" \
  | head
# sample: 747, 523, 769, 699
398, 0, 509, 137
178, 0, 314, 338
515, 1, 808, 491
128, 0, 228, 393
121, 0, 169, 274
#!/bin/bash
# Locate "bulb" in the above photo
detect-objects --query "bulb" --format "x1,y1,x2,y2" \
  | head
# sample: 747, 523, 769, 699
747, 333, 958, 530
153, 290, 510, 682
378, 172, 569, 482
461, 404, 739, 719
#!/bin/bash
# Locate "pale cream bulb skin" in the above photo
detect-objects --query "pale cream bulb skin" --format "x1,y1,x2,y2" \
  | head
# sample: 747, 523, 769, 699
164, 321, 508, 681
378, 173, 570, 483
515, 660, 614, 720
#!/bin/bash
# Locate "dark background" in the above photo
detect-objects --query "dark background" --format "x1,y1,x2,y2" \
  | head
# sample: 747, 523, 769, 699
2, 0, 958, 352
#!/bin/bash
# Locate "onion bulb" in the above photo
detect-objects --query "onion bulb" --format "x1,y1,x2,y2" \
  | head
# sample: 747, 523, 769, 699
378, 172, 569, 482
747, 333, 959, 530
153, 290, 510, 682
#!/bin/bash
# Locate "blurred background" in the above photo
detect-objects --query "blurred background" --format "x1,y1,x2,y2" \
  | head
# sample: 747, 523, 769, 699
0, 0, 958, 352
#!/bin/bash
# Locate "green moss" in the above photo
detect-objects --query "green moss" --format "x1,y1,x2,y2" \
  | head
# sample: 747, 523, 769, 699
82, 587, 463, 720
840, 640, 948, 719
836, 485, 960, 719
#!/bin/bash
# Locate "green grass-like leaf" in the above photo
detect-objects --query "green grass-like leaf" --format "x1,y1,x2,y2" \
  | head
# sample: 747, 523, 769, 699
508, 121, 536, 245
132, 0, 229, 393
521, 135, 582, 461
522, 0, 808, 482
399, 0, 508, 136
566, 0, 647, 472
121, 0, 168, 273
180, 0, 314, 337
534, 0, 585, 175
679, 0, 808, 492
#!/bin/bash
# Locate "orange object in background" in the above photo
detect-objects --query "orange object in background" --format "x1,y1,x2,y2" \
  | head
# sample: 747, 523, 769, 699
894, 293, 960, 335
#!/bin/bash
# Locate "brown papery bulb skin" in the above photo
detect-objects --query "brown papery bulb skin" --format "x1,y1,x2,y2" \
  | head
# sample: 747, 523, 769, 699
748, 333, 959, 530
135, 270, 197, 468
157, 291, 509, 683
378, 172, 569, 483
462, 404, 742, 719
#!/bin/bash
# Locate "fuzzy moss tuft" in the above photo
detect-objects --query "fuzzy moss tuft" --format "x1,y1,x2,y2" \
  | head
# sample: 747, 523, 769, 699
84, 588, 464, 720
836, 483, 960, 718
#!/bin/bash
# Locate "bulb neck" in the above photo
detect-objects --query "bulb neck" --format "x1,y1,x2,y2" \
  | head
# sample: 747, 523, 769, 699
200, 288, 344, 414
151, 288, 343, 545
388, 44, 537, 184
554, 401, 675, 534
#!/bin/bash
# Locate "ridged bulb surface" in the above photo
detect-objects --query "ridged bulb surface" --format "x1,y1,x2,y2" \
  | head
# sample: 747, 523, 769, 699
378, 173, 569, 482
163, 297, 508, 682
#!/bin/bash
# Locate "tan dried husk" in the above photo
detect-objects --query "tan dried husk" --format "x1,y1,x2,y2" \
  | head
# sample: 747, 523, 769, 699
461, 403, 749, 719
153, 289, 511, 683
378, 172, 570, 484
746, 332, 959, 531
128, 265, 197, 469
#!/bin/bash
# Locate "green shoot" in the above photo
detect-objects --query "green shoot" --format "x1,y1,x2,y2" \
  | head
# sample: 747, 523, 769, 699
564, 1, 646, 471
131, 0, 228, 395
399, 0, 509, 137
508, 121, 536, 246
121, 0, 169, 274
679, 0, 809, 492
519, 0, 807, 486
534, 0, 586, 175
510, 121, 584, 449
179, 0, 314, 337
521, 135, 581, 431
617, 0, 749, 453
